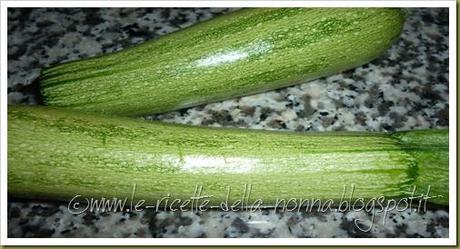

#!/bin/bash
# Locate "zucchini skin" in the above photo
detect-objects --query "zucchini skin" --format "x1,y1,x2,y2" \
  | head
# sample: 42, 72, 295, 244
8, 106, 448, 206
40, 8, 405, 116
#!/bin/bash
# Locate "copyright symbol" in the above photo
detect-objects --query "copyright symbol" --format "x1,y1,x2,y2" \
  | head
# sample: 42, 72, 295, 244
68, 195, 89, 215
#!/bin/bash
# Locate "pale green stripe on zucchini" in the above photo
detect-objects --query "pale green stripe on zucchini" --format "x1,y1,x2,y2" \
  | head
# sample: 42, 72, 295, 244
40, 8, 405, 116
8, 106, 448, 206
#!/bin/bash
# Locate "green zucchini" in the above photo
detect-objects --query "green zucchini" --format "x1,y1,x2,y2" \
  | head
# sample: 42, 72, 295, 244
8, 106, 448, 206
40, 8, 405, 116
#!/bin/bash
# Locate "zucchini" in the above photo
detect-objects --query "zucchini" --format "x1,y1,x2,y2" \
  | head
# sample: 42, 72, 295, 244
40, 8, 405, 116
8, 106, 448, 206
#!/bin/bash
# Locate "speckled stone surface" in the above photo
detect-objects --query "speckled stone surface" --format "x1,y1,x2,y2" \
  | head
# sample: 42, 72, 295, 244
7, 8, 449, 238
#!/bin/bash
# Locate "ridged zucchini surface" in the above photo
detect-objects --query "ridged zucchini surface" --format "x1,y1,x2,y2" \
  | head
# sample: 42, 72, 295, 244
8, 106, 448, 206
40, 8, 405, 116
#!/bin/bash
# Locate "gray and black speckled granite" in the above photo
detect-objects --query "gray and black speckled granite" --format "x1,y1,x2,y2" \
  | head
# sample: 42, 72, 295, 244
7, 8, 449, 238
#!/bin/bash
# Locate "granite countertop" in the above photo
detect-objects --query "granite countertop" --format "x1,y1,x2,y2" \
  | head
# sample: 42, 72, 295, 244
7, 8, 449, 238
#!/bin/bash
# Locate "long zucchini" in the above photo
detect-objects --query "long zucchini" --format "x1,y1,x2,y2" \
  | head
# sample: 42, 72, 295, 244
40, 8, 405, 116
8, 106, 448, 206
